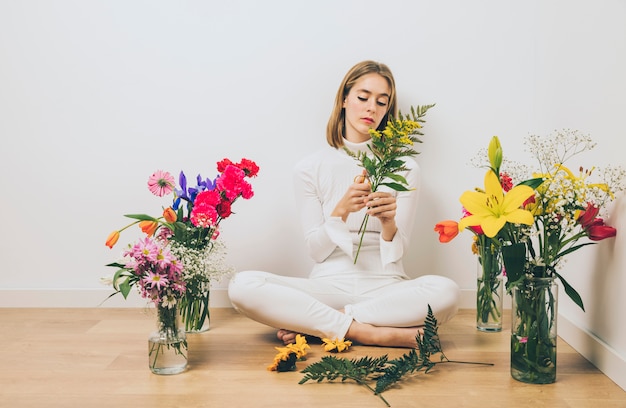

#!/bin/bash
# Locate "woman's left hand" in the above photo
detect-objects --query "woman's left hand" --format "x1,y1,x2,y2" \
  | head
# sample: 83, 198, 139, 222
365, 191, 398, 241
365, 191, 396, 222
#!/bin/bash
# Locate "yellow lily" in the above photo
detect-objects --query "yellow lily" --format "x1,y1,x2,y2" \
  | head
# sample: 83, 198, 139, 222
459, 171, 535, 238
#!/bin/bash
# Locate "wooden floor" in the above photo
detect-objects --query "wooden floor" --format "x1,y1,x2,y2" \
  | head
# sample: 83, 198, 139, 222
0, 308, 624, 408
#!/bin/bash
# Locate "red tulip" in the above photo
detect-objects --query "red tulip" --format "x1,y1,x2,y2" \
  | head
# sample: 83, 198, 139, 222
587, 224, 617, 241
577, 203, 600, 228
435, 221, 460, 243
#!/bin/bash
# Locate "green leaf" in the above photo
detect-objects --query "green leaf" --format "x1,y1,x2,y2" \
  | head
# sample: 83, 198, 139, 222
119, 279, 132, 299
516, 177, 544, 189
556, 242, 595, 259
555, 272, 585, 311
502, 243, 527, 291
379, 182, 412, 192
124, 214, 158, 221
381, 172, 408, 185
105, 262, 126, 268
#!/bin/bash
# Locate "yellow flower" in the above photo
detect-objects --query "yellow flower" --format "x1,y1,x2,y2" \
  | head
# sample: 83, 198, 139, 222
487, 136, 502, 172
321, 337, 353, 353
267, 334, 310, 372
290, 334, 310, 358
459, 170, 535, 238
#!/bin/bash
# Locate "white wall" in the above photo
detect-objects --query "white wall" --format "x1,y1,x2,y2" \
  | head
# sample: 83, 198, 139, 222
1, 0, 624, 389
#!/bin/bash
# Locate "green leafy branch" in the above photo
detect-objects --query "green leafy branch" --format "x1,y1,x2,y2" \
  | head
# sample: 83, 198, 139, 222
299, 305, 492, 407
344, 104, 435, 263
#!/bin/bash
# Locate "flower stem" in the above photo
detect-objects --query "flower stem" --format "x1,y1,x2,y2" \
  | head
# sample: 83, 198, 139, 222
354, 214, 370, 264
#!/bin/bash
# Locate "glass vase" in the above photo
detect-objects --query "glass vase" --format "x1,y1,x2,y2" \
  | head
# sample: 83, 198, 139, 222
180, 290, 211, 333
476, 251, 503, 332
148, 304, 188, 375
510, 277, 558, 384
477, 275, 503, 332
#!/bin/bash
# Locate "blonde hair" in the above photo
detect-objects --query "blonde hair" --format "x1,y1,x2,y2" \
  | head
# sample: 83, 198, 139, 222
326, 60, 397, 148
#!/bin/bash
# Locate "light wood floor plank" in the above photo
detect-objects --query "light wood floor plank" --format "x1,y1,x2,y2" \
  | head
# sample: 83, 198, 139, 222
0, 308, 624, 408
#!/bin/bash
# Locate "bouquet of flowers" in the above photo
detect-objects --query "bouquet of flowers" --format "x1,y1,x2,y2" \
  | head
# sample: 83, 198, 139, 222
104, 236, 188, 373
344, 104, 434, 263
436, 130, 624, 383
105, 158, 259, 331
435, 136, 539, 330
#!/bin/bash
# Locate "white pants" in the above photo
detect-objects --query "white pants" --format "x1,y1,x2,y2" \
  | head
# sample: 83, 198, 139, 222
228, 271, 460, 340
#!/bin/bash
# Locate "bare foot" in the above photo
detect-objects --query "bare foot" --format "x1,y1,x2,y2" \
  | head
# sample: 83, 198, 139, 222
276, 329, 299, 345
346, 322, 424, 348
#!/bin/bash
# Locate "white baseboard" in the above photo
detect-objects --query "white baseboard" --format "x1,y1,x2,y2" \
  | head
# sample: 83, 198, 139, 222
0, 288, 233, 308
558, 313, 626, 391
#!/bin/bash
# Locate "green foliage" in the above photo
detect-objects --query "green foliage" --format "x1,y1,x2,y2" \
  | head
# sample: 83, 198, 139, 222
344, 104, 435, 194
299, 305, 461, 407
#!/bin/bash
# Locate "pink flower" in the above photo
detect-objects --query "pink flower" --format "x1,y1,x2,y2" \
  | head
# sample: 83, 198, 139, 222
142, 271, 170, 290
190, 205, 218, 228
217, 165, 247, 200
194, 190, 221, 208
147, 170, 175, 197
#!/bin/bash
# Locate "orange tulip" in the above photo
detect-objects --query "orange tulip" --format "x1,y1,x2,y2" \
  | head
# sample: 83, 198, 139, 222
139, 220, 159, 236
163, 207, 177, 223
434, 221, 460, 243
105, 231, 120, 248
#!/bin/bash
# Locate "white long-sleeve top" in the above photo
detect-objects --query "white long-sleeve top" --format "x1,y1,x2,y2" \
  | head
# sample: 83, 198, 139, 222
293, 138, 421, 280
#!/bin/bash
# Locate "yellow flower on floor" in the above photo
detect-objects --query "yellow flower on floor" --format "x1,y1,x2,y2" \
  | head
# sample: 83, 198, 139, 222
321, 337, 353, 353
267, 334, 310, 372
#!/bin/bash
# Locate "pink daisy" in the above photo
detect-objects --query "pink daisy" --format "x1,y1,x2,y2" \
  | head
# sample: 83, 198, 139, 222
147, 170, 175, 197
142, 271, 170, 290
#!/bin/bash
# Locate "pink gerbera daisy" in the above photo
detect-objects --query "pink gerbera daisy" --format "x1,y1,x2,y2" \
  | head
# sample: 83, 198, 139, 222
142, 271, 170, 290
147, 170, 175, 197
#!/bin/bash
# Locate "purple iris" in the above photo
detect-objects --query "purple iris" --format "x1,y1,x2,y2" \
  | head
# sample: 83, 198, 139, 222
172, 171, 216, 211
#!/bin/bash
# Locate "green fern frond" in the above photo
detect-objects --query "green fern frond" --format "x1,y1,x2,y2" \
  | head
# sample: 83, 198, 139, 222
299, 354, 389, 385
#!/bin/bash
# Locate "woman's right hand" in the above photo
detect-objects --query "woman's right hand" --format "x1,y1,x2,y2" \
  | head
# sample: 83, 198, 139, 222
331, 170, 371, 222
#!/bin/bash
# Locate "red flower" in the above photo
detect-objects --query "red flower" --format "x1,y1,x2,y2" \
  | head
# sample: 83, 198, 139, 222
576, 203, 616, 241
500, 173, 513, 192
217, 201, 232, 218
434, 221, 460, 243
217, 158, 235, 173
238, 158, 260, 177
587, 224, 617, 241
577, 203, 599, 229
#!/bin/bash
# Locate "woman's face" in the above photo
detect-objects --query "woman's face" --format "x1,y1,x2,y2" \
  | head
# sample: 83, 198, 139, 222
342, 73, 391, 143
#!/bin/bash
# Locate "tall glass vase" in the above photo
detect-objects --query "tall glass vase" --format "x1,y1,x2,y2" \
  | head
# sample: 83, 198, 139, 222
476, 247, 503, 332
148, 304, 188, 375
180, 290, 211, 333
510, 277, 558, 384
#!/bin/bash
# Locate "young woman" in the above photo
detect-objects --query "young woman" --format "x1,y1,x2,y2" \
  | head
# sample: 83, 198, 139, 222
228, 60, 459, 348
